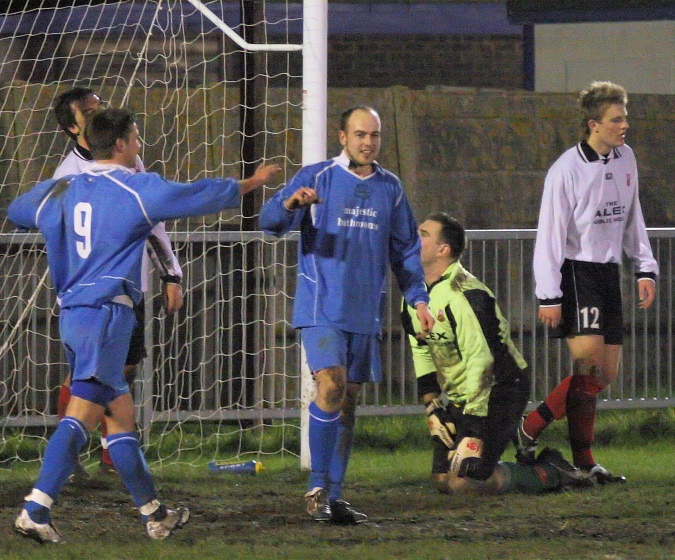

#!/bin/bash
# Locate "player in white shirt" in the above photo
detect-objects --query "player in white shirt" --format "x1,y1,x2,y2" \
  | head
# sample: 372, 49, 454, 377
515, 82, 658, 484
51, 87, 183, 476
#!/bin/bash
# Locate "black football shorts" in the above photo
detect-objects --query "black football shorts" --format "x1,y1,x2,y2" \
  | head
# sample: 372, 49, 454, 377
125, 298, 148, 366
551, 259, 623, 345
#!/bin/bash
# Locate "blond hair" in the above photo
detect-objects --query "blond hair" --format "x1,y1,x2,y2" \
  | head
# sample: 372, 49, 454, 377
578, 81, 627, 138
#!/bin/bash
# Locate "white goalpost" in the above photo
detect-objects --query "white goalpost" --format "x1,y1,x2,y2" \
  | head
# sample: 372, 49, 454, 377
299, 0, 327, 471
0, 0, 326, 470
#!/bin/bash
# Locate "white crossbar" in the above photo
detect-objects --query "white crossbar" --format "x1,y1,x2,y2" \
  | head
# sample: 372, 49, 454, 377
185, 0, 303, 52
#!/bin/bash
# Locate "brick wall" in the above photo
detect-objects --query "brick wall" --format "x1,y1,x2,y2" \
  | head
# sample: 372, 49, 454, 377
273, 33, 525, 90
328, 34, 523, 89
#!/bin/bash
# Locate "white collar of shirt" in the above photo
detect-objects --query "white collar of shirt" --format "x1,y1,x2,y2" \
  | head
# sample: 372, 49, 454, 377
334, 151, 380, 179
85, 162, 138, 175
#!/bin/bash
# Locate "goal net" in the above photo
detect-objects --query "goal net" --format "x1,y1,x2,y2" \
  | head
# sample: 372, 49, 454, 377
0, 0, 311, 470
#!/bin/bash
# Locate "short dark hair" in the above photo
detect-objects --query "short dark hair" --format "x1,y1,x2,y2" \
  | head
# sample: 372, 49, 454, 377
340, 105, 378, 132
578, 81, 628, 138
53, 87, 96, 142
427, 211, 466, 259
85, 108, 136, 161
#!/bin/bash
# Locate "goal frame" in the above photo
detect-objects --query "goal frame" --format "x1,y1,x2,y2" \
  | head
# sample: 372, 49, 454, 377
0, 0, 326, 470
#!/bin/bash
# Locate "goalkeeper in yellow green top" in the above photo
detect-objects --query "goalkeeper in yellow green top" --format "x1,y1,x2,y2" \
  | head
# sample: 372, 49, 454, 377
402, 212, 595, 494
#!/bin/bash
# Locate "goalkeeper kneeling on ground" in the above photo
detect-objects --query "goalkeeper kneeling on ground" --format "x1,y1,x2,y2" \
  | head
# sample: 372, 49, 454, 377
425, 397, 594, 494
404, 213, 595, 495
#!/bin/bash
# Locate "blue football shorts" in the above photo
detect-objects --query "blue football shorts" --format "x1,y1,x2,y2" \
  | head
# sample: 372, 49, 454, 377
59, 303, 136, 396
300, 326, 382, 383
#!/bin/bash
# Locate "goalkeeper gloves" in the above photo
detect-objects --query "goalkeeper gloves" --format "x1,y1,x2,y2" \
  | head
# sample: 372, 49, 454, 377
425, 398, 456, 450
457, 456, 493, 481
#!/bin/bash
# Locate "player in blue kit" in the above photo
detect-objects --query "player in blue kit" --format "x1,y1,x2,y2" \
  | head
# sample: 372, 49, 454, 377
260, 106, 434, 524
8, 108, 280, 543
52, 87, 184, 478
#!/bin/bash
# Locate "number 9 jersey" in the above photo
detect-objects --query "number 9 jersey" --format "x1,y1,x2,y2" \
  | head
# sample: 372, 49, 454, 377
8, 163, 243, 309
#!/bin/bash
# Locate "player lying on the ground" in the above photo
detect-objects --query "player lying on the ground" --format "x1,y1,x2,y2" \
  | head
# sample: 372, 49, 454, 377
402, 212, 594, 494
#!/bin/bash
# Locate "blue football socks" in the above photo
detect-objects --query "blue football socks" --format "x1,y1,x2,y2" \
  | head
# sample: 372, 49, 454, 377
307, 402, 340, 491
25, 416, 89, 523
328, 413, 355, 501
107, 431, 157, 507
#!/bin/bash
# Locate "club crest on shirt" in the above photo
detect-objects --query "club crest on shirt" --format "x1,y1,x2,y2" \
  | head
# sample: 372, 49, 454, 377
354, 183, 370, 199
605, 173, 613, 180
436, 309, 445, 322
